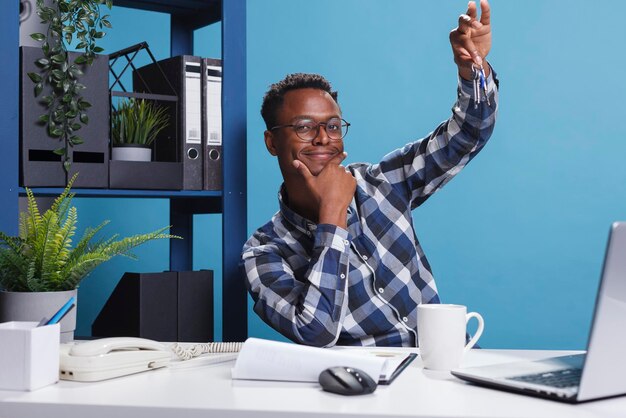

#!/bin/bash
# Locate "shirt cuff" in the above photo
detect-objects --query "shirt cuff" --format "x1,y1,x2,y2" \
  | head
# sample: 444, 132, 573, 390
313, 224, 351, 252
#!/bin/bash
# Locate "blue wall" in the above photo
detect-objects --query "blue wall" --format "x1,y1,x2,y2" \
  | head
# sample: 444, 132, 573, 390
74, 0, 626, 349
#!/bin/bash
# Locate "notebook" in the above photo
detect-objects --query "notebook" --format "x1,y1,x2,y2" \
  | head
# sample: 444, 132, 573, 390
231, 337, 415, 385
452, 222, 626, 403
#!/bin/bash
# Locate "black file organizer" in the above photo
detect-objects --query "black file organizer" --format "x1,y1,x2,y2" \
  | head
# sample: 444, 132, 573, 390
92, 270, 214, 342
108, 42, 182, 190
20, 47, 110, 188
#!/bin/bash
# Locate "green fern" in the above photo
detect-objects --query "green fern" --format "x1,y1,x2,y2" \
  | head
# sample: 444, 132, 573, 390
0, 175, 180, 292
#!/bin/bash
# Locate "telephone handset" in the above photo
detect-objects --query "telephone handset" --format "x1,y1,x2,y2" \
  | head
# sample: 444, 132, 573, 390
69, 337, 168, 357
60, 337, 171, 382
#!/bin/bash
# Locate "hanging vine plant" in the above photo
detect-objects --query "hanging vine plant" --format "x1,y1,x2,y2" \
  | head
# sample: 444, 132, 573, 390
27, 0, 113, 172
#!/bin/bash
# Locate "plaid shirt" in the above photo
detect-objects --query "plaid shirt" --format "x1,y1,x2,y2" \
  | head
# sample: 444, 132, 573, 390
241, 70, 499, 347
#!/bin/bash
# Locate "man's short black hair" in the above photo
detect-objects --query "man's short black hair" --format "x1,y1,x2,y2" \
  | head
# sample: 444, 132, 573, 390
261, 73, 339, 130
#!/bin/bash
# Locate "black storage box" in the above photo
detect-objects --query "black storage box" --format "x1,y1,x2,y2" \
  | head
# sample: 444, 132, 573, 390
92, 270, 214, 342
177, 271, 215, 342
108, 43, 183, 191
20, 46, 110, 188
108, 160, 183, 190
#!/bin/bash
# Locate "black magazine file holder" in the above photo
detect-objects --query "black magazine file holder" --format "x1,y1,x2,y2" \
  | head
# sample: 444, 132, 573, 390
107, 42, 183, 189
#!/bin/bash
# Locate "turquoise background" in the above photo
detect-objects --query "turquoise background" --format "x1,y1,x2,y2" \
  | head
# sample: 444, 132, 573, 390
72, 1, 626, 349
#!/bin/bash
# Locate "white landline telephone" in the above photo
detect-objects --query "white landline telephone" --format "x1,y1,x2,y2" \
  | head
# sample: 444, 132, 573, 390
60, 337, 171, 382
60, 337, 245, 382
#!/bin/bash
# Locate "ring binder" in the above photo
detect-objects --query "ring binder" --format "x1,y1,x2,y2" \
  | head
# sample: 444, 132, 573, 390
203, 58, 223, 191
134, 55, 208, 190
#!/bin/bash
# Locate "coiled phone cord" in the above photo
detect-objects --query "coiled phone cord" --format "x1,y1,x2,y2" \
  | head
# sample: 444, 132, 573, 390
170, 342, 244, 360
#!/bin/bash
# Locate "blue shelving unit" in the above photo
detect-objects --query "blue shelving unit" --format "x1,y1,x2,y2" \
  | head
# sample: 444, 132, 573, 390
0, 0, 248, 341
0, 2, 19, 238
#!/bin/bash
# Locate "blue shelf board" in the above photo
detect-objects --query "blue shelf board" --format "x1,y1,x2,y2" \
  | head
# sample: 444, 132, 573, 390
114, 0, 221, 28
19, 187, 222, 199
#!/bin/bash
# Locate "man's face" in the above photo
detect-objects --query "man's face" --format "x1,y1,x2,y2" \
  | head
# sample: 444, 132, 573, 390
265, 88, 344, 178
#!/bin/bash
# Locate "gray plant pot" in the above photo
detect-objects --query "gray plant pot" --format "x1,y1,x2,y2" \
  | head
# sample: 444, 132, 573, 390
111, 146, 152, 162
0, 289, 77, 342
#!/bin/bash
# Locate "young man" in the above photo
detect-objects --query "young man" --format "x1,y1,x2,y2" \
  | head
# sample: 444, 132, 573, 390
241, 0, 498, 347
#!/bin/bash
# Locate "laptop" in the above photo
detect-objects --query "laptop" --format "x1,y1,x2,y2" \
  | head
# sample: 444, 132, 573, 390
451, 222, 626, 403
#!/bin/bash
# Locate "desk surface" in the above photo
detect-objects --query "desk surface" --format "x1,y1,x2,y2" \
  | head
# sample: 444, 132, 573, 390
0, 349, 624, 418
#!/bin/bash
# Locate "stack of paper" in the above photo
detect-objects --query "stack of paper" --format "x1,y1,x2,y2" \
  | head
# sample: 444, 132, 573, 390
231, 338, 415, 383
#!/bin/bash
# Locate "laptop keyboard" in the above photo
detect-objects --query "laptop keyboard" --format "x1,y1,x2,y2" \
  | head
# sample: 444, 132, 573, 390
508, 368, 582, 388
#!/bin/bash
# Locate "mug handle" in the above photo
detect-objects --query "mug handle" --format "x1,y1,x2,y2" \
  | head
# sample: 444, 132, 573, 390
464, 312, 484, 352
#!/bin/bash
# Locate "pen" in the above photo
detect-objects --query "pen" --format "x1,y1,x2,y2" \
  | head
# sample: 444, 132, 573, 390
53, 303, 75, 324
43, 296, 76, 326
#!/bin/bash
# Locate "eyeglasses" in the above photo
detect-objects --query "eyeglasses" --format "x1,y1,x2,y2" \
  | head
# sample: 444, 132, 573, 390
270, 117, 350, 142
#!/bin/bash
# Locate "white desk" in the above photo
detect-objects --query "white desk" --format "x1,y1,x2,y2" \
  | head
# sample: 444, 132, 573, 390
0, 349, 624, 418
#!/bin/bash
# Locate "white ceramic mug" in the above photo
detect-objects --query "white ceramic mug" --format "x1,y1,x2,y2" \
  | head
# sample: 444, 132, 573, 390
417, 304, 484, 371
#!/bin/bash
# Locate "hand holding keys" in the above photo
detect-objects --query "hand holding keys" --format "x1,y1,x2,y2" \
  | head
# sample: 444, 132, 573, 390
472, 64, 490, 109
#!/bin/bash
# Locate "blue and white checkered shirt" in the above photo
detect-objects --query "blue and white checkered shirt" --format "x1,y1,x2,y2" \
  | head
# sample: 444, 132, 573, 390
241, 70, 499, 347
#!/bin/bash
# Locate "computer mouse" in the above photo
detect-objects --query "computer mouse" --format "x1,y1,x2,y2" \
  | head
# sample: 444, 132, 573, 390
318, 366, 378, 396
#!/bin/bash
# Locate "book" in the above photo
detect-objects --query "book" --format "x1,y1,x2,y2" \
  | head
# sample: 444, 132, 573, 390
231, 338, 416, 385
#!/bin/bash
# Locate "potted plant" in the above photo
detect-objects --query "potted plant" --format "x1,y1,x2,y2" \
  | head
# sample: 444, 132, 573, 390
27, 0, 112, 172
0, 175, 179, 341
110, 98, 170, 162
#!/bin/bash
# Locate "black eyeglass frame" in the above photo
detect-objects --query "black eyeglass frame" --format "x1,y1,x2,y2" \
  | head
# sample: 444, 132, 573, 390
269, 118, 351, 142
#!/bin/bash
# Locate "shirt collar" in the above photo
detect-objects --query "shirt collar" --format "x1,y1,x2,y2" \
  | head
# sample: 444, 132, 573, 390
278, 184, 317, 235
278, 183, 359, 236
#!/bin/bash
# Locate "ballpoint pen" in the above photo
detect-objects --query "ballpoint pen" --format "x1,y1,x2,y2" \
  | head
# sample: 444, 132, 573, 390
52, 303, 75, 324
39, 296, 76, 326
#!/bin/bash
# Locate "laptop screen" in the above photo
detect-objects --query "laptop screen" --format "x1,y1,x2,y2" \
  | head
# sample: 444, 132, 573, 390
577, 222, 626, 401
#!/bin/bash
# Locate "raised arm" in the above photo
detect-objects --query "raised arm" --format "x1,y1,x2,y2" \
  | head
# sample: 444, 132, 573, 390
373, 0, 498, 208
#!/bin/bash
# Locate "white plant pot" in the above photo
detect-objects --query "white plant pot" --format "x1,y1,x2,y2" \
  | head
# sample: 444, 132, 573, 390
111, 146, 152, 162
0, 289, 78, 342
